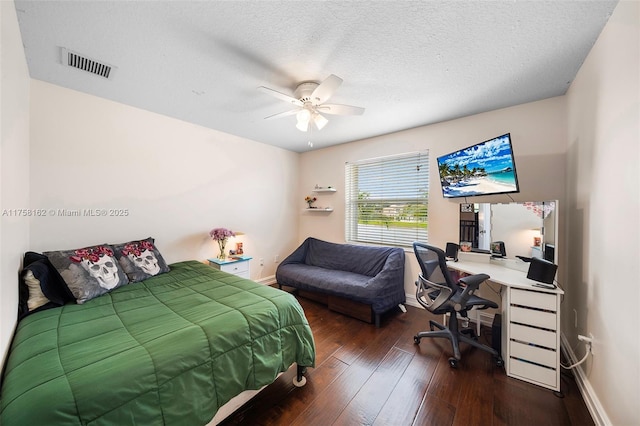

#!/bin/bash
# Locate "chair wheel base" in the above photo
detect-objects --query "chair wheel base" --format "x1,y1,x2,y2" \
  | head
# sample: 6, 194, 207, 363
414, 336, 421, 344
448, 357, 459, 368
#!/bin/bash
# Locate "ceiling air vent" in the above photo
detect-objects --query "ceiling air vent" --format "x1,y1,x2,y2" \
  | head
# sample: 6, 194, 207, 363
61, 48, 116, 80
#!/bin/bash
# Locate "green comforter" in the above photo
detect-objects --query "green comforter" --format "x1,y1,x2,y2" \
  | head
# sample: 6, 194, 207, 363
0, 261, 315, 425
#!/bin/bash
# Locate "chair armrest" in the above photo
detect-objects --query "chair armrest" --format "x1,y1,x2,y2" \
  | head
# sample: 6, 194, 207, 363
458, 273, 490, 301
415, 275, 452, 312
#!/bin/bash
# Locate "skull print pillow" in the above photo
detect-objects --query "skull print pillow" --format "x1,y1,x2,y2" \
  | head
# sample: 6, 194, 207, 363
44, 244, 130, 304
112, 237, 170, 283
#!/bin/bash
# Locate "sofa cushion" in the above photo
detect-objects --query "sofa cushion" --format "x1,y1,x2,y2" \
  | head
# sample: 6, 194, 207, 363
305, 238, 398, 277
277, 264, 370, 297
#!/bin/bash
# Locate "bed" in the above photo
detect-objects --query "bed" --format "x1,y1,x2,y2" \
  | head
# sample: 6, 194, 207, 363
0, 260, 316, 425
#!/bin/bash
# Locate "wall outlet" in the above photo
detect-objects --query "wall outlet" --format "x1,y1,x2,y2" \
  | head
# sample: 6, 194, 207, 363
274, 255, 280, 263
259, 258, 264, 266
578, 333, 595, 355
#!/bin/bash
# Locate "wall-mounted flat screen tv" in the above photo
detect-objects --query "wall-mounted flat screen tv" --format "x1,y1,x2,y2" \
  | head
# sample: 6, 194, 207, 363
437, 133, 520, 199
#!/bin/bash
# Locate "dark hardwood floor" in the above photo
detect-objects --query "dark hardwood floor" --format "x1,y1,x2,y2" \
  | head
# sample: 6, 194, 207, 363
220, 295, 594, 426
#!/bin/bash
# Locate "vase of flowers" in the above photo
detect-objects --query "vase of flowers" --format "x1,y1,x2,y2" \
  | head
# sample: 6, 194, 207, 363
209, 227, 235, 260
305, 196, 317, 208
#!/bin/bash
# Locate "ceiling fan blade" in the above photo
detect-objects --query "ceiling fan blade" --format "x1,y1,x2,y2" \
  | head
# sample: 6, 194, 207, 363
311, 74, 343, 104
258, 86, 303, 107
317, 104, 365, 116
264, 109, 300, 120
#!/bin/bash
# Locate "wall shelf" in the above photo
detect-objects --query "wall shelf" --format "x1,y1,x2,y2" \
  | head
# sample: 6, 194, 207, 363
305, 208, 333, 212
312, 188, 337, 193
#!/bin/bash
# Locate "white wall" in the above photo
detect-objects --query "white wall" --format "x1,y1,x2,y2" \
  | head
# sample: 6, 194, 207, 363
565, 1, 639, 424
298, 96, 567, 300
0, 1, 31, 363
28, 80, 300, 282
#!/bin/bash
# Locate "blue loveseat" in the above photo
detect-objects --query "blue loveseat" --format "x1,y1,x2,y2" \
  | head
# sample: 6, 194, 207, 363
275, 237, 406, 327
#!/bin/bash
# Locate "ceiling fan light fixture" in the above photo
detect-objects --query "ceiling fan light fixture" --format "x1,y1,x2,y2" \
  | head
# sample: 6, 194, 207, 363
313, 113, 328, 130
296, 108, 311, 123
259, 74, 364, 136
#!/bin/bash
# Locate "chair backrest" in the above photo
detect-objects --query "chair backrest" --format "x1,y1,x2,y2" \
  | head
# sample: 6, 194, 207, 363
413, 242, 460, 293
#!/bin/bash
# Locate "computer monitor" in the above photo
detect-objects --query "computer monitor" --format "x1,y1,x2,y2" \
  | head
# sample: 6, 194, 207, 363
544, 243, 555, 262
445, 242, 459, 261
490, 241, 506, 258
527, 257, 558, 285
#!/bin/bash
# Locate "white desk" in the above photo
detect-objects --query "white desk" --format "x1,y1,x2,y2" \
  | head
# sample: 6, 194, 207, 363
448, 256, 563, 391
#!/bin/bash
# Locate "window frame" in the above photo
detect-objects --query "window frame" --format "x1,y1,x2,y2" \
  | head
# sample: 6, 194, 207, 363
345, 151, 429, 248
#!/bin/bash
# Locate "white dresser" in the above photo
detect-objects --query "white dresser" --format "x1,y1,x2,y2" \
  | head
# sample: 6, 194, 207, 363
503, 286, 561, 390
208, 256, 252, 279
449, 256, 563, 391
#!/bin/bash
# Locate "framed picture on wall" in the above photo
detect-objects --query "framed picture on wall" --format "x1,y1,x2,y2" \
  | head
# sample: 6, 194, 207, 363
460, 203, 473, 212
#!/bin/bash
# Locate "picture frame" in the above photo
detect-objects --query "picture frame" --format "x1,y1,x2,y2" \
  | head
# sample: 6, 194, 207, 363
460, 203, 473, 213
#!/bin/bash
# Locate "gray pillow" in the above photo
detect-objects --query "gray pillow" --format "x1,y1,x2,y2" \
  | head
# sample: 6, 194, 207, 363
44, 245, 129, 304
112, 237, 170, 283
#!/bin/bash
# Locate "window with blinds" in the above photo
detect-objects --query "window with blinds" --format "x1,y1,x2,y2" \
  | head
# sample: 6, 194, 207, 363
345, 151, 429, 247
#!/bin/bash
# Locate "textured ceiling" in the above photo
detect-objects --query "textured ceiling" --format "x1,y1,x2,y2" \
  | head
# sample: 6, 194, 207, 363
14, 1, 618, 152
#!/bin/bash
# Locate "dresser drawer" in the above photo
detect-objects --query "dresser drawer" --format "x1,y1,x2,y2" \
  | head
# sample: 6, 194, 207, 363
510, 323, 557, 349
510, 340, 556, 368
510, 306, 557, 331
220, 260, 249, 275
511, 288, 557, 311
509, 357, 557, 390
234, 270, 250, 279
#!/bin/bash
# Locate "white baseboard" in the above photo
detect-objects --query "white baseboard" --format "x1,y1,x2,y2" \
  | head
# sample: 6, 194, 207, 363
256, 275, 277, 286
560, 333, 609, 426
405, 293, 421, 308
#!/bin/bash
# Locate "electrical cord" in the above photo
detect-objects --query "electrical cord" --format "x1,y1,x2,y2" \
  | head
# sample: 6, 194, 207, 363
560, 341, 591, 369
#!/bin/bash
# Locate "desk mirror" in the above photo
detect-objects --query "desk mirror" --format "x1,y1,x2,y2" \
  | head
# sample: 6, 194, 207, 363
459, 201, 557, 263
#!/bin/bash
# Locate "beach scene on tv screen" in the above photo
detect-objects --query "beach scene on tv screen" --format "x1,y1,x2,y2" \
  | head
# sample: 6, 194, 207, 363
438, 134, 518, 198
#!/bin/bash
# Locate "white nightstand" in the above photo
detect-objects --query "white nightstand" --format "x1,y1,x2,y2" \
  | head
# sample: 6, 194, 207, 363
208, 256, 252, 279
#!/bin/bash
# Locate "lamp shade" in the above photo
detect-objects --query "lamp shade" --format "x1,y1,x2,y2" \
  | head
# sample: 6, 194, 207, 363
296, 108, 311, 122
313, 113, 328, 130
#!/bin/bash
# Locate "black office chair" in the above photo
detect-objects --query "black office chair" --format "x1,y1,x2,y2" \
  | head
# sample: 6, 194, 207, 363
412, 242, 503, 368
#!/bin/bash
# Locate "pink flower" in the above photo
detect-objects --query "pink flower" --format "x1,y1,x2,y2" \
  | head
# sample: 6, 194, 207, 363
122, 241, 155, 257
209, 227, 235, 241
70, 246, 113, 263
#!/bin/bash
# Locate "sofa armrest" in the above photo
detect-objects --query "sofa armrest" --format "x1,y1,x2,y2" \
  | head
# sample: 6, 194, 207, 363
279, 238, 310, 266
361, 249, 405, 292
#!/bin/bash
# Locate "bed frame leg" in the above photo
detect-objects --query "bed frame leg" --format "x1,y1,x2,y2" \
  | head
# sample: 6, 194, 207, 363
293, 364, 307, 387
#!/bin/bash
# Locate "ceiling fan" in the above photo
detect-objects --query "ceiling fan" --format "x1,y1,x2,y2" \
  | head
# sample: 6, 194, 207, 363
258, 74, 365, 132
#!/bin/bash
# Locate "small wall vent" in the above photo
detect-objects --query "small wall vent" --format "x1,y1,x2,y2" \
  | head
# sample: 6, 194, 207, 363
61, 48, 116, 79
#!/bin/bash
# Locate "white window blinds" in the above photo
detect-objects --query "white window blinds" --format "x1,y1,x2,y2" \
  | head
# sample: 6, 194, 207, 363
345, 151, 429, 247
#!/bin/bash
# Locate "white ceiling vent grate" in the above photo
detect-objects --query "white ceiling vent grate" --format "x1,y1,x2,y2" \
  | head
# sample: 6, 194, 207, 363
61, 48, 116, 79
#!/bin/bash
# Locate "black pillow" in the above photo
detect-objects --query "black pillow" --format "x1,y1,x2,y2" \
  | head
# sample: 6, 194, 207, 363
23, 252, 74, 302
24, 260, 71, 305
18, 252, 74, 319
